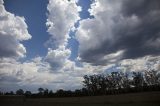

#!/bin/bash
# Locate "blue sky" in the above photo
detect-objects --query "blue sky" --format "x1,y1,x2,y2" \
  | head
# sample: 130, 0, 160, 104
4, 0, 50, 59
4, 0, 92, 61
0, 0, 160, 92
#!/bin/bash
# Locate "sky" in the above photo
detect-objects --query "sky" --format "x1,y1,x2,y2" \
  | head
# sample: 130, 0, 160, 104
0, 0, 160, 92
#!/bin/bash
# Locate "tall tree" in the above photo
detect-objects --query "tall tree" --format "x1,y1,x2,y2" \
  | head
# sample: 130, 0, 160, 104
38, 88, 44, 95
16, 89, 24, 95
132, 72, 144, 87
25, 91, 32, 97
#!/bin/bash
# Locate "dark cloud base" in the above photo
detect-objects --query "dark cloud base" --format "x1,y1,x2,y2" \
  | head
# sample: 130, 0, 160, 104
79, 0, 160, 65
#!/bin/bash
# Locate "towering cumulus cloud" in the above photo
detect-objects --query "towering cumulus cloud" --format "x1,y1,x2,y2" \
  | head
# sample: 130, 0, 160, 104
76, 0, 160, 66
46, 0, 80, 71
0, 0, 31, 58
46, 0, 80, 47
0, 0, 82, 92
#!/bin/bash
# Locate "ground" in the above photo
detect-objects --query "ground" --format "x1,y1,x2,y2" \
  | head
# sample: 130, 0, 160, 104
1, 91, 160, 106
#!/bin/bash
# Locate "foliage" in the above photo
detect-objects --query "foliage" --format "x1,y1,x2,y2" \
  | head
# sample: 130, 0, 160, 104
16, 89, 24, 95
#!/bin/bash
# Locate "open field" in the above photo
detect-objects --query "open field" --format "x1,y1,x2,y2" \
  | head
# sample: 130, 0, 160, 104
1, 91, 160, 106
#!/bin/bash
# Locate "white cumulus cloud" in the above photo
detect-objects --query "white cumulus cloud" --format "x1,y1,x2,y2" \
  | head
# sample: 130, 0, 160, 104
46, 0, 81, 47
45, 46, 71, 71
0, 0, 31, 58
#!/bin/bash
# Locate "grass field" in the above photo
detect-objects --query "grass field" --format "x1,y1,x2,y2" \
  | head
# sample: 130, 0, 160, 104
1, 91, 160, 106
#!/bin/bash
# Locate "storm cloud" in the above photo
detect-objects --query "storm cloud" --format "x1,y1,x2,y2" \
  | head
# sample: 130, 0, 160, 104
76, 0, 160, 65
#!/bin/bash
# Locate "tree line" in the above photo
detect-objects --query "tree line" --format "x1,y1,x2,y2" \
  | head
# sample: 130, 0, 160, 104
82, 70, 160, 95
0, 70, 160, 97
